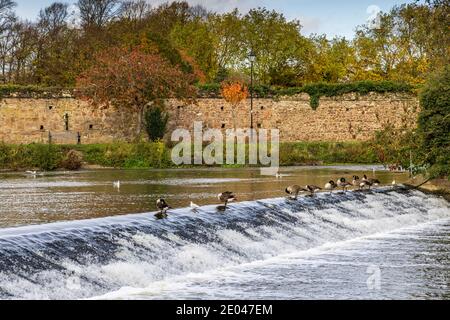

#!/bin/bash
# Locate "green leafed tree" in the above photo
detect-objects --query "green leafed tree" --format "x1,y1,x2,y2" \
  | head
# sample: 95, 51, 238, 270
144, 106, 169, 141
241, 8, 310, 86
417, 66, 450, 178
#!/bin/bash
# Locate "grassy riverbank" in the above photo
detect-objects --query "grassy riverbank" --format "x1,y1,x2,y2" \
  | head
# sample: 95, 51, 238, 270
0, 141, 378, 171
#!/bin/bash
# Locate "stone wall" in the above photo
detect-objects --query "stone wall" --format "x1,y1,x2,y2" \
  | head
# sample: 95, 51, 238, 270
0, 92, 419, 144
0, 98, 139, 144
166, 92, 419, 141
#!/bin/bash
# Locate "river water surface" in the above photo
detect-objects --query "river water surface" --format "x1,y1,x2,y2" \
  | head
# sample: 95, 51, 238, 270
0, 166, 448, 299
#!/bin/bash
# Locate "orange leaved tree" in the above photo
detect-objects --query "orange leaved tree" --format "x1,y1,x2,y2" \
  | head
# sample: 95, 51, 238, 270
220, 81, 249, 129
76, 46, 197, 136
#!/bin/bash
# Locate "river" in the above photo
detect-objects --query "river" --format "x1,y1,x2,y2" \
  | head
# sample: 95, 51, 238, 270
0, 166, 448, 299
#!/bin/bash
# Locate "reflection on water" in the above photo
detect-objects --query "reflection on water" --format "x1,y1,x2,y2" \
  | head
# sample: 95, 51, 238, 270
0, 166, 409, 228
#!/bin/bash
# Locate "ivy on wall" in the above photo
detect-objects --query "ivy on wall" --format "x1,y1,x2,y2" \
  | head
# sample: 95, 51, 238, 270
0, 81, 416, 110
198, 81, 416, 110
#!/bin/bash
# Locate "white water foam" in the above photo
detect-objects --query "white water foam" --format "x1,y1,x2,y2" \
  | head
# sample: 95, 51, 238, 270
0, 188, 448, 299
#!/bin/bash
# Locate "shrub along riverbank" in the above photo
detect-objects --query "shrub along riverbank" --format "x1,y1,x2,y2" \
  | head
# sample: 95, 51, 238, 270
0, 141, 378, 171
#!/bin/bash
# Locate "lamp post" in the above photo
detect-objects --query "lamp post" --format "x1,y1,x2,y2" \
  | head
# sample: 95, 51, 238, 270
249, 51, 256, 132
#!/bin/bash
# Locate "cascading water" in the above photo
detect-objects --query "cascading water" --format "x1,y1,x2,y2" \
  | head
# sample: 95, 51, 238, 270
0, 187, 449, 299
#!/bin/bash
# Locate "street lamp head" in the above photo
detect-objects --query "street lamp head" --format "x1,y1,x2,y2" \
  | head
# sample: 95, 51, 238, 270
249, 50, 256, 63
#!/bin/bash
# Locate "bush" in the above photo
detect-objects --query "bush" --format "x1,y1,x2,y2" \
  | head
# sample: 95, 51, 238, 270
27, 144, 62, 171
370, 125, 422, 168
0, 141, 383, 171
0, 143, 62, 171
279, 141, 377, 165
417, 66, 450, 178
61, 149, 83, 170
144, 107, 169, 141
0, 85, 69, 98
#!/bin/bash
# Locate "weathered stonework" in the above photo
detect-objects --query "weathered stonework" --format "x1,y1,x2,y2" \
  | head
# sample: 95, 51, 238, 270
0, 98, 139, 144
0, 92, 419, 144
166, 92, 419, 142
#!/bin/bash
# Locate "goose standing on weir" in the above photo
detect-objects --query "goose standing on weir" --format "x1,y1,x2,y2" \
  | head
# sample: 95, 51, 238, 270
324, 181, 337, 193
218, 192, 236, 209
363, 174, 380, 186
359, 179, 373, 190
155, 198, 171, 219
337, 177, 352, 192
352, 175, 361, 188
285, 185, 303, 199
303, 185, 322, 195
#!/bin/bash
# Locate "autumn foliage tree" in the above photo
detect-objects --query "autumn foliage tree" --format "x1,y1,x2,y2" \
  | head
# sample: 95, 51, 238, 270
76, 46, 197, 135
221, 81, 249, 129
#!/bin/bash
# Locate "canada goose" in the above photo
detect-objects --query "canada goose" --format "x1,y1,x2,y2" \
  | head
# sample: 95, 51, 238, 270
352, 175, 360, 187
336, 177, 352, 192
155, 198, 171, 218
285, 185, 302, 199
363, 175, 380, 186
218, 192, 236, 208
360, 179, 373, 189
324, 180, 337, 193
303, 185, 322, 195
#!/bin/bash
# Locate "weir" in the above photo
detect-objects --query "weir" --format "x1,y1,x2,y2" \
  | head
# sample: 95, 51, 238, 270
0, 187, 448, 299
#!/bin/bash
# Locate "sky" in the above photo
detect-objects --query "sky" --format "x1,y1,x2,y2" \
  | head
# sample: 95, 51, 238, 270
14, 0, 419, 38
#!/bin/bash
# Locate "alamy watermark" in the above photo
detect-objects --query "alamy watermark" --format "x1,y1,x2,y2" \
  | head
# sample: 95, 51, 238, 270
171, 121, 279, 175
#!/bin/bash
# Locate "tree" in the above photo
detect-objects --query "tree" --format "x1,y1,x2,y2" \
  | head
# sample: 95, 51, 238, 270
120, 0, 151, 23
221, 80, 249, 129
208, 10, 244, 77
353, 1, 449, 84
34, 2, 80, 86
145, 106, 169, 141
371, 124, 419, 168
304, 35, 356, 83
170, 17, 215, 82
76, 46, 197, 135
38, 2, 69, 34
0, 0, 14, 21
145, 1, 191, 37
417, 66, 450, 178
241, 8, 310, 85
0, 0, 16, 82
77, 0, 121, 29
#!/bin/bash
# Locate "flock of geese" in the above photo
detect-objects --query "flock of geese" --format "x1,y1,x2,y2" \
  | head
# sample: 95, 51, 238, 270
154, 174, 391, 219
23, 170, 390, 220
285, 175, 381, 200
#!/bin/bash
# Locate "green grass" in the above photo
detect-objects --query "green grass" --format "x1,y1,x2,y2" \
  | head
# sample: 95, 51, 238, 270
0, 141, 378, 171
279, 141, 377, 165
